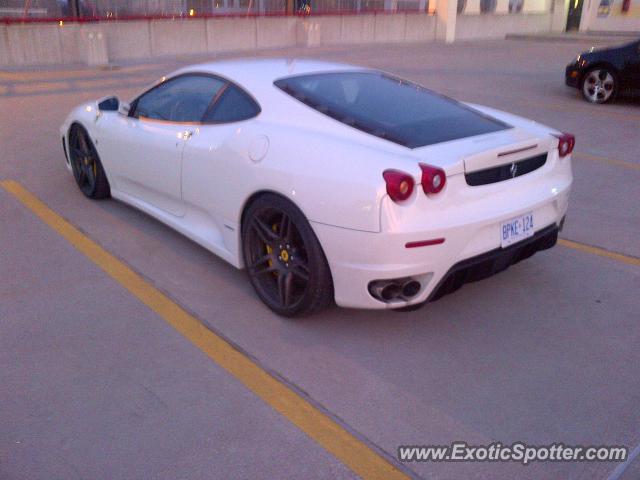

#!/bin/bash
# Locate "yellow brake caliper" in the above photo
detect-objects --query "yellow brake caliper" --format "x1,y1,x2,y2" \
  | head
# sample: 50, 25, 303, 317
266, 223, 279, 276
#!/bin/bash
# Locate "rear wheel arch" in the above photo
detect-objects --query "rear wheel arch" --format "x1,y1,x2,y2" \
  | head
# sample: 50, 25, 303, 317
238, 190, 298, 268
239, 189, 315, 236
240, 190, 281, 231
240, 190, 334, 317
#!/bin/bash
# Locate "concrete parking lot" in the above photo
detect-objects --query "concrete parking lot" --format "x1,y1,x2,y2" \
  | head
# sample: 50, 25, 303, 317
1, 38, 639, 480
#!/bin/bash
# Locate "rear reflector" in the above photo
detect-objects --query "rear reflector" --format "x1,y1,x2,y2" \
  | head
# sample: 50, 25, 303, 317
405, 238, 445, 248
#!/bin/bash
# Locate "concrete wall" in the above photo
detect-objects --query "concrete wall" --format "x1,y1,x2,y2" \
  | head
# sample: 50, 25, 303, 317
302, 16, 342, 45
0, 11, 560, 67
6, 23, 67, 65
256, 17, 299, 49
207, 17, 257, 52
0, 14, 439, 67
150, 18, 208, 57
455, 12, 553, 40
405, 12, 438, 41
374, 13, 407, 42
340, 15, 376, 43
297, 14, 437, 45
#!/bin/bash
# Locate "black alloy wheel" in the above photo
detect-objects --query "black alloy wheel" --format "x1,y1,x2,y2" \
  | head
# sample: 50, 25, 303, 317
68, 124, 110, 199
242, 194, 333, 317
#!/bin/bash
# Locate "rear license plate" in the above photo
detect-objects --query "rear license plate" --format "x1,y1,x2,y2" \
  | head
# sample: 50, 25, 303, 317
500, 212, 534, 248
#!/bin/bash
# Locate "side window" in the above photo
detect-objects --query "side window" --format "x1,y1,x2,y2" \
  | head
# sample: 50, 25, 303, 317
203, 85, 260, 123
133, 75, 225, 123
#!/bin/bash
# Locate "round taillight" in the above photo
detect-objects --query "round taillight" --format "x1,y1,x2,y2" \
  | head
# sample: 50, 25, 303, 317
559, 142, 569, 156
554, 132, 575, 158
383, 169, 414, 203
419, 163, 446, 195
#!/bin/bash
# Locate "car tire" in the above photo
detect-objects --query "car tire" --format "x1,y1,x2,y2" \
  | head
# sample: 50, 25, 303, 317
68, 124, 111, 199
242, 193, 333, 317
581, 67, 618, 104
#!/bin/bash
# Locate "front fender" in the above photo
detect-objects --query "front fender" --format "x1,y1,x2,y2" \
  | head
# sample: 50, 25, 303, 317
60, 95, 122, 143
60, 98, 117, 172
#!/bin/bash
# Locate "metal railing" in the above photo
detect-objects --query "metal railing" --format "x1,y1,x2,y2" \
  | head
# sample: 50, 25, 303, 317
0, 0, 432, 20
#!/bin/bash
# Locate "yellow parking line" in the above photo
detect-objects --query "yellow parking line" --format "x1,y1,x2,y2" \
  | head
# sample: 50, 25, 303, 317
0, 179, 409, 480
559, 238, 640, 267
573, 151, 640, 171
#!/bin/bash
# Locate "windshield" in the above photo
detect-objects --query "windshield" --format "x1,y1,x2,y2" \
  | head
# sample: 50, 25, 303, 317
274, 71, 511, 149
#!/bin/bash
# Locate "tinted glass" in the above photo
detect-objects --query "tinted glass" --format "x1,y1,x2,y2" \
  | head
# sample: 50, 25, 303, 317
134, 75, 225, 122
275, 72, 510, 148
203, 85, 260, 123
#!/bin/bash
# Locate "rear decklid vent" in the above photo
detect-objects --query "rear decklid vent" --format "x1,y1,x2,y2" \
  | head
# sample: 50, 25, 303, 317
465, 153, 548, 186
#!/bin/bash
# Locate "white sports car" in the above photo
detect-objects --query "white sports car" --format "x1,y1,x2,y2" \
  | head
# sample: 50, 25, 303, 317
60, 59, 573, 317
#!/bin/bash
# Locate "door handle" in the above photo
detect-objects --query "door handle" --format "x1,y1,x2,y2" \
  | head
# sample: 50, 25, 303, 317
177, 130, 194, 147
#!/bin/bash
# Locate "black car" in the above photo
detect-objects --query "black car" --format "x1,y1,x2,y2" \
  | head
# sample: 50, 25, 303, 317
565, 39, 640, 104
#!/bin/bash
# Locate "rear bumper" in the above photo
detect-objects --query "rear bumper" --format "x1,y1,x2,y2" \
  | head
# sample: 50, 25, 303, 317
312, 154, 572, 310
429, 224, 558, 302
314, 213, 566, 310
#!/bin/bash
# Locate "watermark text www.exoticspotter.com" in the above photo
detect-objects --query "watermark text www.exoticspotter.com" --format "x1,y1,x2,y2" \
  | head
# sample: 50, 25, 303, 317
398, 442, 628, 466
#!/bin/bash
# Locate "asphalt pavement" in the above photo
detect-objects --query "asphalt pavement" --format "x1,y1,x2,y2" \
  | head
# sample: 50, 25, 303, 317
1, 39, 639, 479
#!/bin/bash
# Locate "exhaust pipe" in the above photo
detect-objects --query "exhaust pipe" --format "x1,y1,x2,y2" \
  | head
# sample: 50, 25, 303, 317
401, 280, 421, 299
380, 283, 402, 301
369, 281, 401, 302
369, 278, 422, 303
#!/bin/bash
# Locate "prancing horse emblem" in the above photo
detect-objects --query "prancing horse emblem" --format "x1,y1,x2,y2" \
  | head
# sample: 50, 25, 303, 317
510, 163, 518, 178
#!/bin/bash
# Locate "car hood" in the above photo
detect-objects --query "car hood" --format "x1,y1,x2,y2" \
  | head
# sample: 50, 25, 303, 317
580, 39, 638, 60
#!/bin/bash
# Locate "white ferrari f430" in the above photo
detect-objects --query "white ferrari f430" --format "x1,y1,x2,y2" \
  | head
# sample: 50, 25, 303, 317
60, 59, 573, 316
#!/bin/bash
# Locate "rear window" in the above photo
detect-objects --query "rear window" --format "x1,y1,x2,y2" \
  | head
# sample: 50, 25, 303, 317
274, 72, 510, 148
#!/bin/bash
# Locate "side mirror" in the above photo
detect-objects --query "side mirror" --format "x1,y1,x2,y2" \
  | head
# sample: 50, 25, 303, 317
98, 96, 119, 111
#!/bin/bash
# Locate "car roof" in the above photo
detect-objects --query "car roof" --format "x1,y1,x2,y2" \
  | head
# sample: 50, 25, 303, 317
171, 58, 366, 105
181, 58, 361, 81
